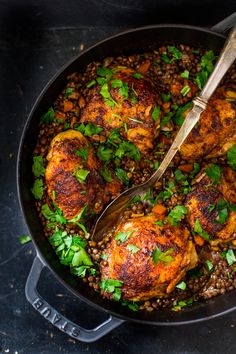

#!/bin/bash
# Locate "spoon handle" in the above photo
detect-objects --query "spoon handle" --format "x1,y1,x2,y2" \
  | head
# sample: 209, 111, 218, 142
201, 25, 236, 101
146, 25, 236, 188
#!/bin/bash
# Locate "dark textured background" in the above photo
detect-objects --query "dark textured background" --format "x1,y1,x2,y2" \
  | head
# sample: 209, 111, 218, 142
0, 1, 236, 353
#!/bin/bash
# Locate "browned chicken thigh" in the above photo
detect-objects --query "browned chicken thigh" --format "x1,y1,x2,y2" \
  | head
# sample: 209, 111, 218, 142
185, 166, 236, 244
80, 67, 161, 155
180, 84, 236, 160
45, 130, 122, 220
100, 214, 198, 301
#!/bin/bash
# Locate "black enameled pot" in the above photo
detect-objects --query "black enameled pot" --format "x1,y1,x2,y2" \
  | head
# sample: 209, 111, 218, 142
17, 13, 236, 343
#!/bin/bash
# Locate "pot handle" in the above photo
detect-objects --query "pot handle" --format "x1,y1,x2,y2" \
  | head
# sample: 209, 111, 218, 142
25, 256, 125, 343
211, 12, 236, 33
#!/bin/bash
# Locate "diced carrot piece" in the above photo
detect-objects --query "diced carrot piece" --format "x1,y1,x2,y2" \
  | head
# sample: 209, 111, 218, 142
194, 234, 205, 246
152, 204, 167, 216
178, 164, 194, 173
138, 60, 151, 74
64, 101, 73, 112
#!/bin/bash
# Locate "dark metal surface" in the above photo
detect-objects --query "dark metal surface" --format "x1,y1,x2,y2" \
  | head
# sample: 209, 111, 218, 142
1, 1, 236, 352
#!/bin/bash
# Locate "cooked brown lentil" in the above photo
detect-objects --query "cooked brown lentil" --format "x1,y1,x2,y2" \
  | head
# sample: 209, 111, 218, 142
32, 44, 236, 312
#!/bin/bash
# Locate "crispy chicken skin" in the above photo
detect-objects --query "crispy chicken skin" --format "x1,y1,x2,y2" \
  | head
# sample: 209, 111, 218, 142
45, 130, 122, 220
80, 67, 160, 154
180, 84, 236, 160
100, 215, 198, 301
185, 166, 236, 243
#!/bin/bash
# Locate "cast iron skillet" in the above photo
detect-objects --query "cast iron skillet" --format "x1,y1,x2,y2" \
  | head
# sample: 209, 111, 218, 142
17, 13, 236, 343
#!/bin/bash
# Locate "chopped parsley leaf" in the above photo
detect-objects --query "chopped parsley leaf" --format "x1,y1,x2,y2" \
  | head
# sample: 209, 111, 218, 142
115, 168, 130, 185
65, 87, 74, 97
126, 244, 140, 254
100, 279, 123, 301
205, 260, 213, 271
99, 166, 113, 182
206, 164, 222, 185
115, 230, 134, 243
41, 203, 67, 225
181, 85, 191, 96
133, 72, 143, 79
19, 235, 32, 245
74, 122, 103, 136
180, 70, 189, 79
227, 144, 236, 171
152, 245, 173, 265
152, 105, 161, 122
73, 168, 90, 183
74, 145, 90, 161
32, 156, 45, 177
40, 107, 55, 124
168, 205, 187, 226
31, 178, 44, 200
121, 301, 139, 311
86, 79, 96, 88
97, 145, 113, 162
194, 219, 210, 241
168, 46, 182, 60
176, 281, 186, 290
226, 249, 236, 266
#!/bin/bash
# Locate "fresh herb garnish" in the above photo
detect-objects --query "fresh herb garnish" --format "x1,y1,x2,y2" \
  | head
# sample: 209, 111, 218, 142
40, 107, 55, 124
100, 279, 123, 301
215, 205, 228, 224
180, 70, 189, 79
74, 145, 90, 161
181, 85, 191, 96
168, 46, 182, 60
86, 79, 96, 88
172, 298, 193, 311
206, 164, 222, 185
74, 122, 103, 136
32, 156, 45, 177
151, 105, 161, 122
176, 281, 186, 290
189, 162, 200, 179
41, 203, 67, 225
115, 168, 130, 185
160, 112, 173, 128
195, 50, 215, 89
225, 249, 236, 266
133, 72, 143, 79
172, 102, 192, 126
73, 168, 90, 183
49, 228, 92, 277
115, 230, 134, 243
121, 301, 139, 311
99, 166, 113, 182
161, 92, 171, 102
168, 205, 187, 226
154, 220, 164, 226
97, 145, 113, 162
152, 245, 173, 265
65, 87, 74, 97
115, 141, 140, 161
227, 144, 236, 171
19, 235, 32, 245
193, 219, 210, 240
126, 244, 140, 254
205, 260, 213, 271
31, 179, 44, 200
100, 83, 117, 108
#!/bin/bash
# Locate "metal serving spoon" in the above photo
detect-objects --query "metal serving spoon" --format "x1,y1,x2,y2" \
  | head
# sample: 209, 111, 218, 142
92, 25, 236, 242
